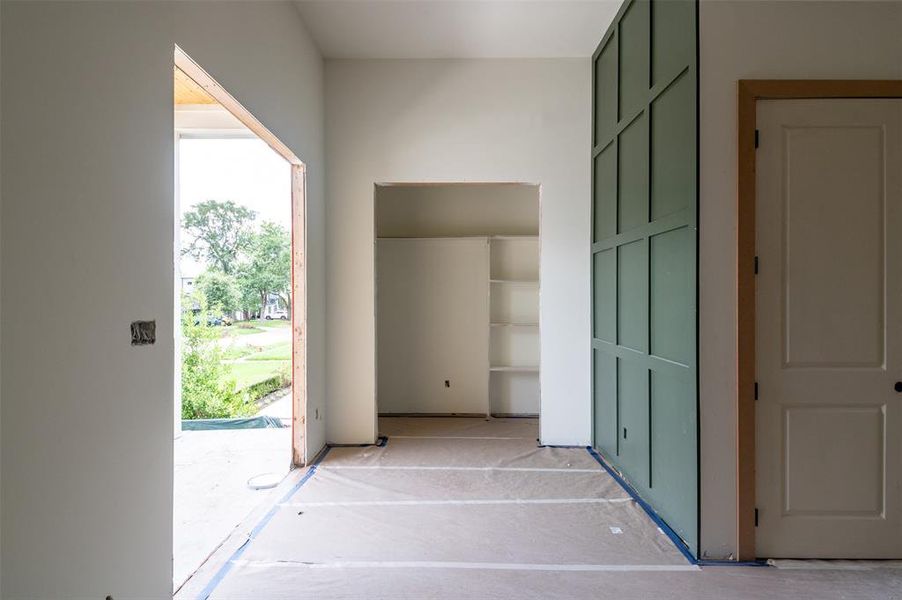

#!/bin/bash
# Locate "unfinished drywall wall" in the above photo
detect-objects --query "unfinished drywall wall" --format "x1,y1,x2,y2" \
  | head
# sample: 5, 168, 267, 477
0, 2, 324, 597
326, 59, 590, 445
376, 184, 540, 237
377, 238, 490, 415
698, 0, 902, 560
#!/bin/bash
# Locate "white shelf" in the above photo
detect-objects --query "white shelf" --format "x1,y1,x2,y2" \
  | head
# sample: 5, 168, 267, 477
490, 285, 539, 324
490, 237, 539, 281
488, 233, 540, 415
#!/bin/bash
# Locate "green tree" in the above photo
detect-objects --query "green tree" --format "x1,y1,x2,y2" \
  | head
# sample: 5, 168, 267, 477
238, 222, 291, 318
237, 279, 263, 320
195, 270, 240, 314
180, 291, 254, 419
182, 200, 256, 274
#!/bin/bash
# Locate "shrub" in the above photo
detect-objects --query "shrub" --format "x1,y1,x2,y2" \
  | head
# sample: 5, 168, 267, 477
243, 364, 291, 407
181, 297, 256, 419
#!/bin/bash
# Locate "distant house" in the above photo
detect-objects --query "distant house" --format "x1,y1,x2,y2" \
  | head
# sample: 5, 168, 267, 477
261, 293, 288, 320
179, 276, 200, 311
180, 276, 196, 294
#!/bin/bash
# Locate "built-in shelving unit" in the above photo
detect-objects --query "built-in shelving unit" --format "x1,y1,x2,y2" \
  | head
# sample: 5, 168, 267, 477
488, 235, 540, 416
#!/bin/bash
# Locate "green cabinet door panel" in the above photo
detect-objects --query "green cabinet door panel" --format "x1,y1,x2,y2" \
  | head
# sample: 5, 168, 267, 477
618, 358, 650, 490
594, 36, 618, 147
617, 239, 648, 353
593, 249, 616, 342
594, 142, 617, 242
618, 114, 649, 233
651, 0, 695, 87
650, 226, 692, 365
594, 351, 618, 454
618, 0, 650, 118
650, 370, 697, 548
651, 72, 696, 222
590, 0, 698, 555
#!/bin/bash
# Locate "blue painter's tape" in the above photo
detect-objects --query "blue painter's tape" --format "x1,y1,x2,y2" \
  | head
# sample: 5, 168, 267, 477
585, 446, 697, 565
195, 539, 251, 600
585, 448, 770, 569
196, 447, 332, 599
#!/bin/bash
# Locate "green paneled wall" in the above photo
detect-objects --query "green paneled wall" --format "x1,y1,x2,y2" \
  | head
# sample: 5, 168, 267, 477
591, 0, 698, 555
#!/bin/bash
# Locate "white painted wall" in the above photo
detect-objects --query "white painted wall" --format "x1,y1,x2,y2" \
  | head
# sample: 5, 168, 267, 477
174, 104, 252, 136
325, 59, 590, 445
377, 238, 489, 415
698, 0, 902, 559
0, 2, 324, 596
376, 184, 539, 237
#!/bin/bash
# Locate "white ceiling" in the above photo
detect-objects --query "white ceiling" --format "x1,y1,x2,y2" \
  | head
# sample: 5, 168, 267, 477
293, 1, 622, 59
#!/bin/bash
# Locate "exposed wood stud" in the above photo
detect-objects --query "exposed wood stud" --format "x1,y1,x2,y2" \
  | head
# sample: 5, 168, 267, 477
174, 67, 216, 105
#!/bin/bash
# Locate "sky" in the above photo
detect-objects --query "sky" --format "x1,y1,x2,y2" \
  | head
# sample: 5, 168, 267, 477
178, 138, 291, 278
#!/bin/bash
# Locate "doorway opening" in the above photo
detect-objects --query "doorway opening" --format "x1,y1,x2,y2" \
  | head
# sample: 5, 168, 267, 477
172, 47, 308, 592
736, 80, 902, 561
373, 183, 541, 428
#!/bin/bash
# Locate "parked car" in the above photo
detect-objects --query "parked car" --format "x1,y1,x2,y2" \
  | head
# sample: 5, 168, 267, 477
205, 314, 233, 326
265, 309, 288, 320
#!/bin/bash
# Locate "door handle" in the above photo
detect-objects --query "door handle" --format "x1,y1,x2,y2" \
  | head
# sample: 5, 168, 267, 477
895, 382, 902, 393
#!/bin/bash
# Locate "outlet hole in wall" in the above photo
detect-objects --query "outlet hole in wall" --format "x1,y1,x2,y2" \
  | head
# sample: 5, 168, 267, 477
130, 320, 156, 346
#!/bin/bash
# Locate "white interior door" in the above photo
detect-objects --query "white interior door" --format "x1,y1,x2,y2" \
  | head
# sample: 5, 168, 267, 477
756, 98, 902, 558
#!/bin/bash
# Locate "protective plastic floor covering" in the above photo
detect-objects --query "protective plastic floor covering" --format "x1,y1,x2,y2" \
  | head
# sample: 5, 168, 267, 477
199, 418, 902, 599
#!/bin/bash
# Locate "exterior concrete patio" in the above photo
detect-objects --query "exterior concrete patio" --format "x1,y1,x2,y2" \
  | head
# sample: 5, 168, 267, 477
174, 393, 292, 590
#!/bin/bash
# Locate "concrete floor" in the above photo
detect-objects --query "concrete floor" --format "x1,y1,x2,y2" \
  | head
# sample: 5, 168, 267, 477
178, 418, 902, 599
173, 415, 292, 591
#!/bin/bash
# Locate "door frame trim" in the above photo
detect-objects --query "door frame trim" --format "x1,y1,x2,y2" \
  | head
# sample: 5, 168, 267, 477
736, 79, 902, 560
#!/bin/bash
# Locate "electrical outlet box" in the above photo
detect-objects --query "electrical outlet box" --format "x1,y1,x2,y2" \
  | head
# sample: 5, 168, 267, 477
130, 320, 156, 346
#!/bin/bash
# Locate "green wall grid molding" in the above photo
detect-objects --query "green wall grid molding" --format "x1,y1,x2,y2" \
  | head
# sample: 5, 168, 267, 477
590, 0, 699, 555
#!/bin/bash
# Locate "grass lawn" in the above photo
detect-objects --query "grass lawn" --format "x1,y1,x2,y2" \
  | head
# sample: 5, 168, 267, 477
246, 342, 291, 361
218, 320, 289, 338
223, 325, 264, 337
218, 320, 292, 389
222, 345, 255, 360
227, 360, 290, 390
